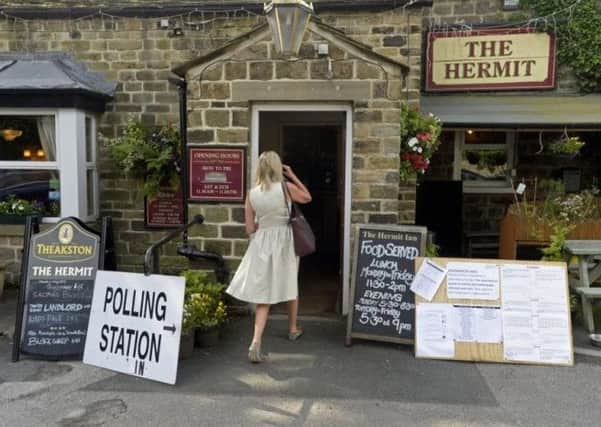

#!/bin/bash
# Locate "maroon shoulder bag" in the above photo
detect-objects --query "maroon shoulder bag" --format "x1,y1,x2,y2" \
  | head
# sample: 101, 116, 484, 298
282, 182, 316, 257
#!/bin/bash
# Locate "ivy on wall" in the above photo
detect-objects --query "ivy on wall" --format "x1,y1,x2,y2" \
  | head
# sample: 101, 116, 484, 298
520, 0, 601, 93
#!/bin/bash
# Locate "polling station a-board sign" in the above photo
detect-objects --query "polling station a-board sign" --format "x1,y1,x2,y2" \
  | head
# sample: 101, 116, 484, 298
346, 225, 427, 346
83, 271, 185, 385
413, 258, 573, 367
12, 217, 105, 360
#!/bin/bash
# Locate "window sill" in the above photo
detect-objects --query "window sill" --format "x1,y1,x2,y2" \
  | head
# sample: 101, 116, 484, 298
462, 185, 514, 195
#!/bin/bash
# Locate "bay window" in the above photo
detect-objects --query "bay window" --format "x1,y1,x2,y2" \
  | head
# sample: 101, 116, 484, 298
0, 109, 98, 221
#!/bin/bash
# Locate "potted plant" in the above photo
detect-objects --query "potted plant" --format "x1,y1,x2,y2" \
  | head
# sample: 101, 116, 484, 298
102, 118, 182, 199
547, 136, 585, 158
0, 195, 43, 224
179, 308, 195, 360
181, 270, 228, 348
399, 104, 443, 181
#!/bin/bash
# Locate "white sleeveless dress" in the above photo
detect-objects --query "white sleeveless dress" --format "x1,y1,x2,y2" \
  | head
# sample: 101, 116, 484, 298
226, 183, 299, 304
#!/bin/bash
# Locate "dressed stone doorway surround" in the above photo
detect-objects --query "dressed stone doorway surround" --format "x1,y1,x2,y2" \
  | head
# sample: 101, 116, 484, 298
251, 102, 353, 314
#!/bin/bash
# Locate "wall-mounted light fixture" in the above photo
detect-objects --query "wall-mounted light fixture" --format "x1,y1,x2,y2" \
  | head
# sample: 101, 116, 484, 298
1, 128, 23, 141
23, 149, 31, 158
264, 0, 314, 57
36, 149, 45, 158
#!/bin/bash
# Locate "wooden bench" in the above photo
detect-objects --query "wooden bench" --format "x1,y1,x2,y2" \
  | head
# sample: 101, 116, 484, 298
563, 240, 601, 333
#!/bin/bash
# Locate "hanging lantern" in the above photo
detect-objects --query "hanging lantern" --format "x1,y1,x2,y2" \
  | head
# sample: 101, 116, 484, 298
264, 0, 314, 57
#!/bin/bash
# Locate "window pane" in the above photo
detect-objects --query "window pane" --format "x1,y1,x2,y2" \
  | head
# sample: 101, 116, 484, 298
85, 116, 94, 162
465, 130, 506, 145
0, 115, 56, 161
462, 149, 509, 182
87, 169, 96, 216
462, 131, 509, 182
0, 169, 61, 216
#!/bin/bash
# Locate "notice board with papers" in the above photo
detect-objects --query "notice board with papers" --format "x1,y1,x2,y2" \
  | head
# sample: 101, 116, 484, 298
413, 257, 573, 367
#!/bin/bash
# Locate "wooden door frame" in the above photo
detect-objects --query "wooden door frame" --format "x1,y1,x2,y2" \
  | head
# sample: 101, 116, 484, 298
251, 103, 353, 315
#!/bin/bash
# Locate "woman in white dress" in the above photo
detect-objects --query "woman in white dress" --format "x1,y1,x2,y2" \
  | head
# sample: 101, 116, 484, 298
226, 151, 312, 363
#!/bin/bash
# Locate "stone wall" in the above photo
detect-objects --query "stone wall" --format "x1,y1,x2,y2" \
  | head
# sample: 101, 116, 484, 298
0, 2, 425, 284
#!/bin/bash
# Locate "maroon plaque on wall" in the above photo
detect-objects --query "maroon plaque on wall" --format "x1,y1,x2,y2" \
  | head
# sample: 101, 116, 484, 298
145, 185, 185, 228
189, 146, 246, 203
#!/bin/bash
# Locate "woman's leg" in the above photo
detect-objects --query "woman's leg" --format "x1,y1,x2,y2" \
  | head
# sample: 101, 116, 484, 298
287, 298, 300, 333
252, 304, 270, 345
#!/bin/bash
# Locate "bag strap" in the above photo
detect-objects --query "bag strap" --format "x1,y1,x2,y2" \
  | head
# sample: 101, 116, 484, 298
281, 182, 292, 219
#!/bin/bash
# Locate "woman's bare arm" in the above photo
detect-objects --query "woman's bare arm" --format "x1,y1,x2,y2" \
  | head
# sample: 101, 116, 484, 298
244, 195, 257, 235
283, 165, 312, 204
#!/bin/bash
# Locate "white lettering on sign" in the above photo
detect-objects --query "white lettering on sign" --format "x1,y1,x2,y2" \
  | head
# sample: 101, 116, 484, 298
83, 271, 185, 385
360, 239, 419, 260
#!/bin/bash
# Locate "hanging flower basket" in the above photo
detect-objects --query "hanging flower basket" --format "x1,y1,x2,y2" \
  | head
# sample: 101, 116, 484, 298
102, 119, 182, 199
547, 136, 585, 158
399, 104, 443, 182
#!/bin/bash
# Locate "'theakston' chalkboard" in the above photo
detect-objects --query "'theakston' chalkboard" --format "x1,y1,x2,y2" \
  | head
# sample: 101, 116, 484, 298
346, 225, 427, 346
17, 218, 102, 359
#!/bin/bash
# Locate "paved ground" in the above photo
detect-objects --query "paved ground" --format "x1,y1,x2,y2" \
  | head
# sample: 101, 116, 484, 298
1, 288, 601, 427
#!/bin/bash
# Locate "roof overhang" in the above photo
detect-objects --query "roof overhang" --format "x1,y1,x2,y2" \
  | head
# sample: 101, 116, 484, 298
421, 95, 601, 128
0, 53, 116, 112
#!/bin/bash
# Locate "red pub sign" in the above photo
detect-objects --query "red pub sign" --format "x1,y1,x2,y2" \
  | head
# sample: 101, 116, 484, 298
425, 28, 556, 92
188, 146, 246, 203
145, 185, 184, 228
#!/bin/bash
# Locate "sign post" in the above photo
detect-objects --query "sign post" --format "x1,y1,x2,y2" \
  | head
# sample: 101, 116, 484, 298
83, 271, 185, 385
346, 225, 427, 346
12, 217, 113, 361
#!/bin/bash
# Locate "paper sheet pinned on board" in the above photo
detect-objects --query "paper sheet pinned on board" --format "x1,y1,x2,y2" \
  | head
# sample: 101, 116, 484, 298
410, 259, 447, 301
416, 303, 455, 358
447, 262, 500, 300
453, 305, 503, 343
501, 264, 571, 364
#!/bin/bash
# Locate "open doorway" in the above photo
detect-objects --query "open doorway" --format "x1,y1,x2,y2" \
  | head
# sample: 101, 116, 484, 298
258, 111, 346, 315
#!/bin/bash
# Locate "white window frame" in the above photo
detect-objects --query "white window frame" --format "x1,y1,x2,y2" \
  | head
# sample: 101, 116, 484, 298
0, 108, 98, 222
451, 128, 515, 194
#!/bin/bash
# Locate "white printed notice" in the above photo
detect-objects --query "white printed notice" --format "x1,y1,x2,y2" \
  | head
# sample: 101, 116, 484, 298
501, 265, 572, 365
453, 305, 503, 343
410, 259, 447, 301
416, 303, 455, 358
447, 262, 500, 300
83, 271, 185, 385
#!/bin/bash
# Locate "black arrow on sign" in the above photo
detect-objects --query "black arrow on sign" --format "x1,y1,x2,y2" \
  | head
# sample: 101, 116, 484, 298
163, 324, 176, 334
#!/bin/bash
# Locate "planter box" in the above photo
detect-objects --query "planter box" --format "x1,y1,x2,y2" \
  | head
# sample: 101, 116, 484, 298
0, 214, 40, 225
499, 210, 601, 259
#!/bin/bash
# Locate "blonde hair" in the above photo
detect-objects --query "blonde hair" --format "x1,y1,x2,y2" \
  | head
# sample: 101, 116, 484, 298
255, 151, 283, 190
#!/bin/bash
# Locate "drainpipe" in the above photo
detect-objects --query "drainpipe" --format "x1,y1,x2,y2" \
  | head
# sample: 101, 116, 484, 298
169, 74, 189, 244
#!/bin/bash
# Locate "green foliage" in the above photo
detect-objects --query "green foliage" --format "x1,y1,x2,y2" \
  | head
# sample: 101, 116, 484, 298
0, 195, 42, 215
547, 136, 586, 155
181, 270, 227, 333
464, 149, 508, 172
425, 242, 440, 257
102, 119, 181, 198
521, 0, 601, 93
400, 104, 443, 181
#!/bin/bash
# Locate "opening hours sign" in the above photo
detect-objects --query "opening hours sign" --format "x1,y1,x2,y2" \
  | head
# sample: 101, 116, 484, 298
425, 28, 556, 92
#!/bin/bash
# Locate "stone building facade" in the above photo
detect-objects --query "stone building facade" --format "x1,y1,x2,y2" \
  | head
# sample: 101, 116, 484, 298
0, 0, 598, 293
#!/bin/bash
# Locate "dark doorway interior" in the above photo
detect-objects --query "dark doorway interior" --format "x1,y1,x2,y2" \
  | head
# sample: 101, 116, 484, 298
259, 112, 345, 315
416, 180, 463, 257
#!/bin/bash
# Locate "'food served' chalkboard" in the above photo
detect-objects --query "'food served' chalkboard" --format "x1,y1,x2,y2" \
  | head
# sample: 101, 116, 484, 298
12, 217, 112, 361
346, 225, 427, 346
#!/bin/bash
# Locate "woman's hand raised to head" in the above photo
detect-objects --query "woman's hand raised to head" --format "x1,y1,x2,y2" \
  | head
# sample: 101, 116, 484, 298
283, 164, 312, 204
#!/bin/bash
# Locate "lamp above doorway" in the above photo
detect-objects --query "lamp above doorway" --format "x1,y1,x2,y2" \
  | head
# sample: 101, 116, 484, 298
264, 0, 314, 57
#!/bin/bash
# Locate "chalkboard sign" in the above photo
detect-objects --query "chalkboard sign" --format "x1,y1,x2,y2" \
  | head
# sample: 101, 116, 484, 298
12, 217, 112, 361
346, 225, 427, 346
